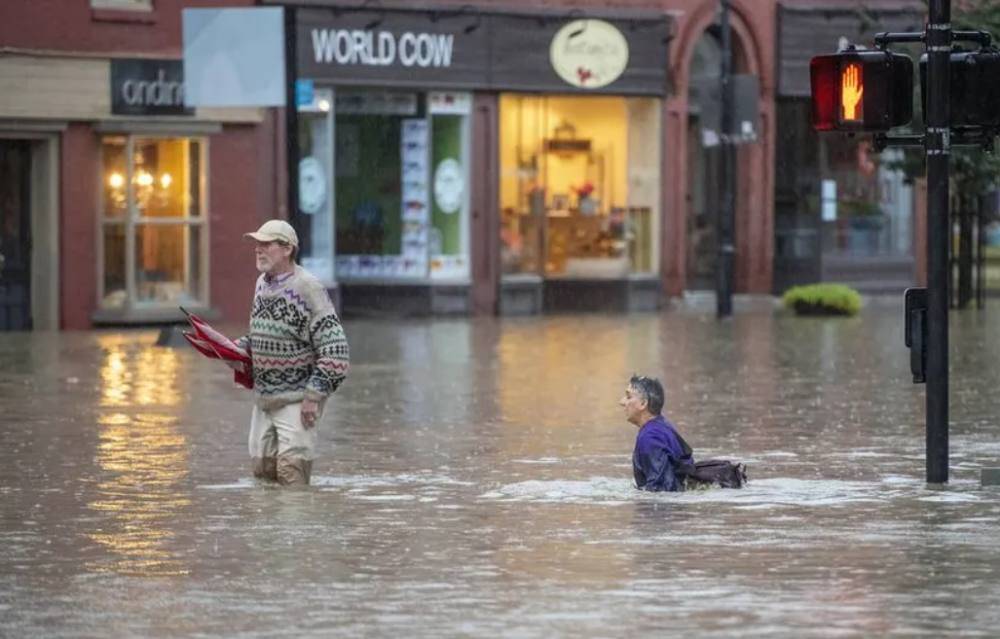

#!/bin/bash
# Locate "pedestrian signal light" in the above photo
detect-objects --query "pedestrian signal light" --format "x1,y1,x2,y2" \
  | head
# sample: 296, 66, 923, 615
920, 49, 1000, 128
840, 62, 863, 122
810, 50, 913, 132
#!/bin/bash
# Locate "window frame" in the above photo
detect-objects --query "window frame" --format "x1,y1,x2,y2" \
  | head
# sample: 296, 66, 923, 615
91, 0, 153, 11
96, 134, 210, 315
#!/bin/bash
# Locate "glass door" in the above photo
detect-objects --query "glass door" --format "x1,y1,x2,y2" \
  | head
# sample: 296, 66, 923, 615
0, 140, 32, 330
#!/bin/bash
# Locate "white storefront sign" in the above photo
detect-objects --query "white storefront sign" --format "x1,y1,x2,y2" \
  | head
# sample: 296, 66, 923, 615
311, 29, 455, 68
550, 19, 629, 89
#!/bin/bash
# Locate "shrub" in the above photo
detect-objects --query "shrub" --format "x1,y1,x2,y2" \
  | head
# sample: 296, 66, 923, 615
782, 283, 861, 316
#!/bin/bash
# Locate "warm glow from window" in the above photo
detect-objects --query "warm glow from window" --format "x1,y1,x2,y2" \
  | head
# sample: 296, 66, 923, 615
108, 172, 125, 189
136, 171, 154, 187
160, 173, 172, 189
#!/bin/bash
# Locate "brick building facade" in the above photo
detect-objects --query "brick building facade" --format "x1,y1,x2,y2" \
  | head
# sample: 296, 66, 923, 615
0, 0, 923, 328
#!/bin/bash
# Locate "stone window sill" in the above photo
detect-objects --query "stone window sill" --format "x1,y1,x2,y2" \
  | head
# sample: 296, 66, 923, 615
91, 7, 158, 24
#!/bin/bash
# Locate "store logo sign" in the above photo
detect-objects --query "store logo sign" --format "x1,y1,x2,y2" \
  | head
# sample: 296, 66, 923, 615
311, 29, 454, 68
550, 20, 629, 89
111, 59, 193, 116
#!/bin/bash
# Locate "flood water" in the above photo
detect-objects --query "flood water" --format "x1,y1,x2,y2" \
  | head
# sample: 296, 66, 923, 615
2, 298, 1000, 637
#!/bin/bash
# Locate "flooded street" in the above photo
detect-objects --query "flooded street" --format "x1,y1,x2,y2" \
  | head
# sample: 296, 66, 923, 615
2, 298, 1000, 637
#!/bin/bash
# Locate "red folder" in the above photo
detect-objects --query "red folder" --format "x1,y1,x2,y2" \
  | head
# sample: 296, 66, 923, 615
180, 307, 253, 389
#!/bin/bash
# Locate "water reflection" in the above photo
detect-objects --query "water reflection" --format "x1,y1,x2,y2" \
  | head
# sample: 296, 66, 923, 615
4, 306, 1000, 636
98, 334, 181, 407
87, 338, 189, 576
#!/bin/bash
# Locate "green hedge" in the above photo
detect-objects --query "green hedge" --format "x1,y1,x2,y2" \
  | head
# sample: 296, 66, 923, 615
782, 283, 861, 316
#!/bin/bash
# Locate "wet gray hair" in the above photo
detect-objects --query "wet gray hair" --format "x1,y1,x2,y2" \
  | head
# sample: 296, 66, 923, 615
629, 374, 664, 415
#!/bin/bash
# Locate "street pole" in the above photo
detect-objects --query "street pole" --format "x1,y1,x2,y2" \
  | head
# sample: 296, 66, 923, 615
925, 0, 950, 483
716, 0, 735, 318
284, 6, 303, 246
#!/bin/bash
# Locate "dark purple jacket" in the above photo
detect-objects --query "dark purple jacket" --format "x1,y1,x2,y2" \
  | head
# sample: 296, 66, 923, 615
633, 415, 694, 492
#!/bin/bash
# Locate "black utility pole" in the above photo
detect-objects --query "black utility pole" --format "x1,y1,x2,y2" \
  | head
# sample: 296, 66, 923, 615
716, 0, 735, 318
925, 0, 951, 484
284, 6, 303, 245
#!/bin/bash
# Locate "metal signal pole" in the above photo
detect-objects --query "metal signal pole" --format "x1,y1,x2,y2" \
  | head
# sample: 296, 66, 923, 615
716, 0, 735, 318
925, 0, 951, 483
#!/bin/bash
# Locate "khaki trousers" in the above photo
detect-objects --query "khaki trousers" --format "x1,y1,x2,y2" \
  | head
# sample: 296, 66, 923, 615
248, 402, 316, 485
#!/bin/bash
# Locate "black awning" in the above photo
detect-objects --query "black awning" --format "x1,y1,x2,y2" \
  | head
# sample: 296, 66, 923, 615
291, 3, 671, 96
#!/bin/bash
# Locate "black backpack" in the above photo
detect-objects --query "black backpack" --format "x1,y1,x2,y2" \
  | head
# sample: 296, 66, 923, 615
671, 428, 747, 489
685, 459, 748, 489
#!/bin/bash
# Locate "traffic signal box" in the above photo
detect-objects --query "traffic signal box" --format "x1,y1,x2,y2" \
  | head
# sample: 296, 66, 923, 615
920, 49, 1000, 128
810, 50, 913, 132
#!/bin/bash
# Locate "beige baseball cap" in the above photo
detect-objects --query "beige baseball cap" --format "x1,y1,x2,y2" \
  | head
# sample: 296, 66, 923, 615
243, 219, 298, 247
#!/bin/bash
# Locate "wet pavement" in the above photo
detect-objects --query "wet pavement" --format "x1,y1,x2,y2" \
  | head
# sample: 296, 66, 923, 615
2, 297, 1000, 637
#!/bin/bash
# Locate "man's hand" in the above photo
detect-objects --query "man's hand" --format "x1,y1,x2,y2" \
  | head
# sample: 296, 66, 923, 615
301, 399, 320, 429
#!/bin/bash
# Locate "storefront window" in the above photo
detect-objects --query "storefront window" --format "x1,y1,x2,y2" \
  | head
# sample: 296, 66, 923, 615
499, 94, 661, 279
819, 138, 913, 257
99, 136, 207, 311
333, 89, 471, 281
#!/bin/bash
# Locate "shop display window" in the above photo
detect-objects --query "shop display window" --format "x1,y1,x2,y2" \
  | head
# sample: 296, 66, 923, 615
499, 94, 661, 279
774, 100, 914, 261
325, 89, 472, 281
99, 136, 207, 311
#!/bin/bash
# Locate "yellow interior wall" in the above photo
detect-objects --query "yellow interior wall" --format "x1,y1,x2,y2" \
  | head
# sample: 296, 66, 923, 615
499, 93, 524, 213
544, 95, 627, 210
499, 94, 628, 214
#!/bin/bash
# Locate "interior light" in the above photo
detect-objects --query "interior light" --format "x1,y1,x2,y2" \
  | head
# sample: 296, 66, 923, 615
108, 172, 124, 189
160, 173, 173, 189
136, 171, 154, 187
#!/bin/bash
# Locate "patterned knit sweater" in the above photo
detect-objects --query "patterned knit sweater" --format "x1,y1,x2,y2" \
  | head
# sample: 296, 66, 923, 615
237, 266, 349, 411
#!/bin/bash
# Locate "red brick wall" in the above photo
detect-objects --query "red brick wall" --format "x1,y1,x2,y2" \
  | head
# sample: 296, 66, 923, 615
207, 121, 280, 325
0, 0, 253, 56
2, 0, 277, 327
60, 124, 99, 330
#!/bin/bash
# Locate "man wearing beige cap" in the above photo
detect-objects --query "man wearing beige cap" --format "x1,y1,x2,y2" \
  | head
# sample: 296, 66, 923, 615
236, 219, 350, 485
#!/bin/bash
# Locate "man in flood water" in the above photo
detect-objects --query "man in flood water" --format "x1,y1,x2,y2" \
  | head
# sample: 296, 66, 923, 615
237, 220, 350, 486
621, 374, 694, 492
